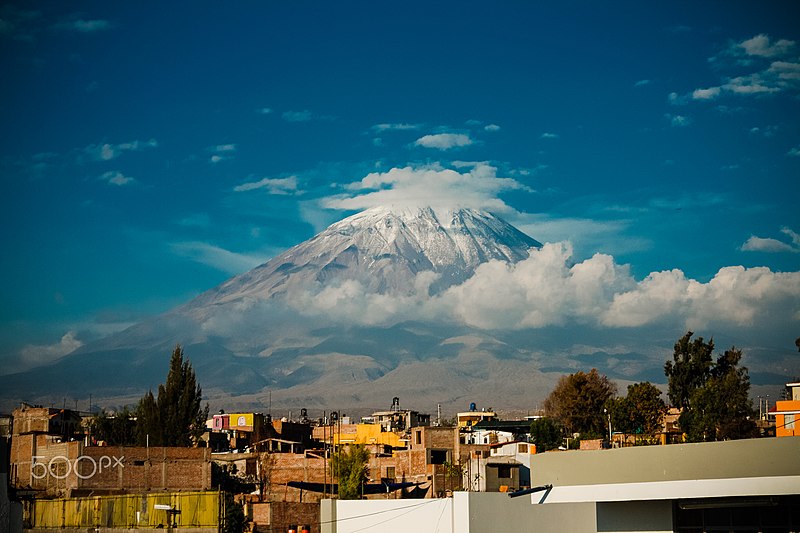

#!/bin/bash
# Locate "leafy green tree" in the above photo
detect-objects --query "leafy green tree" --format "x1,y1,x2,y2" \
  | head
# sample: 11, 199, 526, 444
664, 334, 756, 442
442, 461, 464, 492
529, 417, 563, 452
609, 382, 667, 443
330, 444, 370, 499
136, 345, 208, 447
664, 332, 714, 409
543, 369, 617, 437
90, 406, 137, 445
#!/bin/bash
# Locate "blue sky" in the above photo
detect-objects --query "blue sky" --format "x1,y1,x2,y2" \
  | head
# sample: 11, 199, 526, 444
1, 2, 799, 373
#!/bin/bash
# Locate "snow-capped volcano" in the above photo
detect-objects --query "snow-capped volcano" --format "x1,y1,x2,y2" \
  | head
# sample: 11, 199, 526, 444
0, 206, 550, 412
186, 206, 541, 309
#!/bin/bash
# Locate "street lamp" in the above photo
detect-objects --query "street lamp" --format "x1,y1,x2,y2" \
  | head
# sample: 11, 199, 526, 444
604, 408, 612, 444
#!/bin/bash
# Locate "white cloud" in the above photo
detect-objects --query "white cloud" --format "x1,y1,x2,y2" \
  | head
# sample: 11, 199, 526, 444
414, 133, 473, 150
20, 331, 83, 367
739, 34, 796, 59
605, 265, 800, 330
784, 227, 800, 246
209, 143, 236, 164
668, 92, 689, 105
484, 124, 501, 132
634, 79, 651, 87
257, 107, 273, 115
322, 163, 530, 213
283, 110, 313, 122
372, 123, 419, 132
540, 132, 559, 139
741, 237, 795, 253
666, 114, 691, 127
99, 170, 135, 186
749, 125, 779, 137
690, 34, 800, 101
692, 87, 721, 100
234, 175, 299, 195
741, 228, 800, 253
723, 74, 781, 95
787, 146, 800, 157
85, 138, 157, 161
170, 242, 268, 274
283, 242, 800, 335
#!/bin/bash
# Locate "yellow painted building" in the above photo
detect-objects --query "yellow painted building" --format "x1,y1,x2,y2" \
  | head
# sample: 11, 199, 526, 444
227, 413, 255, 430
457, 409, 496, 429
327, 423, 406, 448
29, 491, 221, 529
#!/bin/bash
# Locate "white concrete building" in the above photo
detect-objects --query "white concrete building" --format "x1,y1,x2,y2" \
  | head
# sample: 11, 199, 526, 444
321, 436, 800, 532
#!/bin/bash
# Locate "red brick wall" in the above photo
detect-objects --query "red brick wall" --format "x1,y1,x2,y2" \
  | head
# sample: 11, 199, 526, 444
251, 502, 318, 533
77, 446, 211, 492
10, 437, 211, 496
10, 434, 81, 494
580, 439, 603, 451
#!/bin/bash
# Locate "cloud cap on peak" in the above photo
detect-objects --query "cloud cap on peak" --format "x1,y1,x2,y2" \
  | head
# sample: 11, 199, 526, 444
322, 163, 532, 214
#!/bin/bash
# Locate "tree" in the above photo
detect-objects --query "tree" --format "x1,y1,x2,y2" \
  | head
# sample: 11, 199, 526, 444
664, 333, 756, 442
529, 417, 563, 452
543, 369, 617, 437
330, 444, 369, 499
90, 407, 137, 446
608, 382, 667, 443
442, 461, 464, 492
136, 345, 208, 447
221, 492, 245, 533
664, 332, 714, 410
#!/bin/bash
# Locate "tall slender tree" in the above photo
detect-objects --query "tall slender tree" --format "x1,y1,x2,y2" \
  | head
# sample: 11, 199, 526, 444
136, 345, 208, 446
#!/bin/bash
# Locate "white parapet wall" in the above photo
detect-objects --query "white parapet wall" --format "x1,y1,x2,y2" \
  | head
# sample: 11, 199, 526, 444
321, 497, 453, 533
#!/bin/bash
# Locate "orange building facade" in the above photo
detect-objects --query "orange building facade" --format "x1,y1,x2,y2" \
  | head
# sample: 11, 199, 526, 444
774, 382, 800, 438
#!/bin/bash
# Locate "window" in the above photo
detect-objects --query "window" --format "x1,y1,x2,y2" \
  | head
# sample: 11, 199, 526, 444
786, 414, 795, 430
415, 431, 422, 445
518, 443, 528, 453
428, 449, 449, 465
385, 467, 395, 480
497, 466, 511, 479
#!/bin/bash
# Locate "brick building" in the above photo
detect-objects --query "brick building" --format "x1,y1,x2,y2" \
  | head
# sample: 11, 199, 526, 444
10, 405, 211, 497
